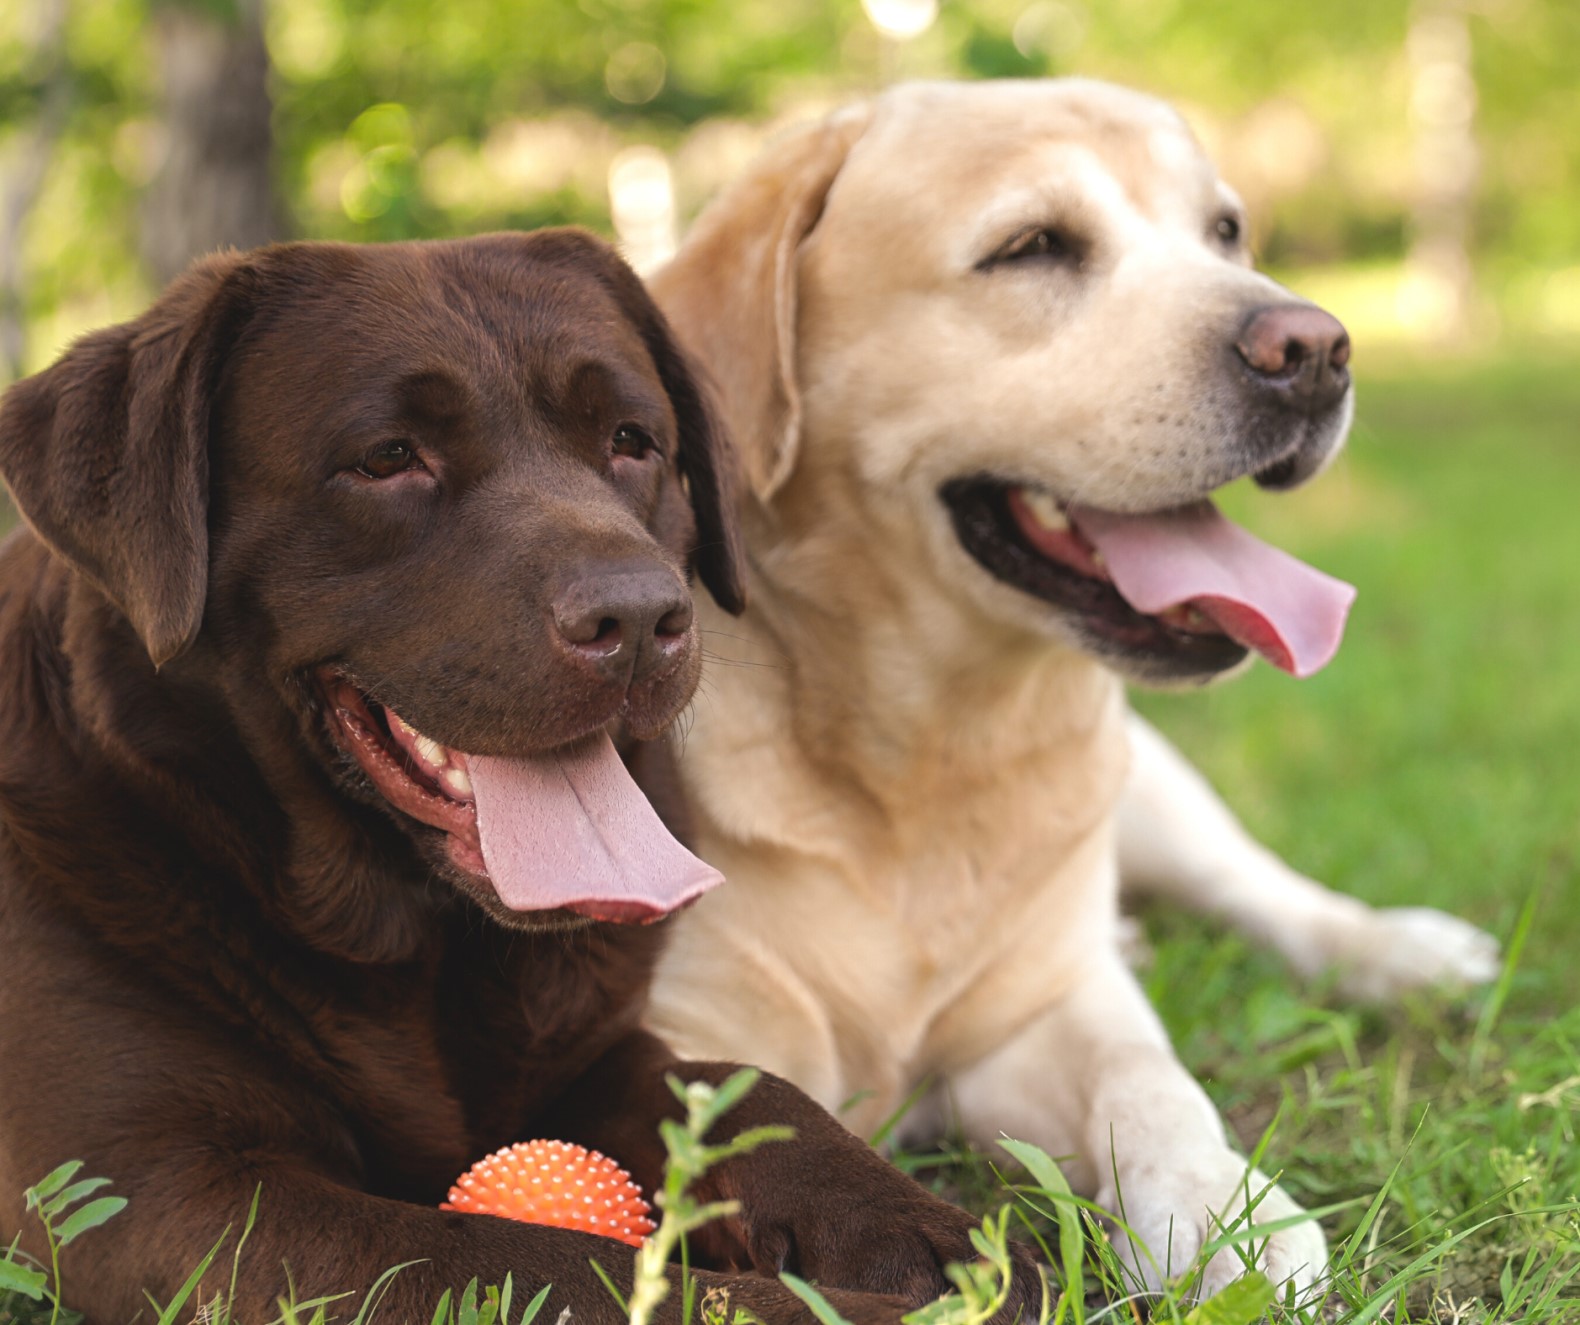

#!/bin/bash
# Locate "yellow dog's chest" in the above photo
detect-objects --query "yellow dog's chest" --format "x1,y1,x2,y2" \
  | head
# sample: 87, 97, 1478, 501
649, 799, 1122, 1131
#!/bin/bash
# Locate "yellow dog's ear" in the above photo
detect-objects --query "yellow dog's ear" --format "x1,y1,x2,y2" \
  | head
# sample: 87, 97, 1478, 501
650, 105, 871, 504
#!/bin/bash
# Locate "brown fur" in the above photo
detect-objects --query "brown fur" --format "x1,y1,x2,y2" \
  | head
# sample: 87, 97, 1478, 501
0, 231, 1040, 1323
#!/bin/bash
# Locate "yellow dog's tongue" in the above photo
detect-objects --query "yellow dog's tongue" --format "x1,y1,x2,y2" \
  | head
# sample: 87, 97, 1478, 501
1068, 501, 1356, 677
468, 734, 723, 923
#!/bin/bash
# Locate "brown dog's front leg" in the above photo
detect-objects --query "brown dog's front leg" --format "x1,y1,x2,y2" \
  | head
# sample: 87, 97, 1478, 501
543, 1032, 1044, 1322
87, 1159, 901, 1325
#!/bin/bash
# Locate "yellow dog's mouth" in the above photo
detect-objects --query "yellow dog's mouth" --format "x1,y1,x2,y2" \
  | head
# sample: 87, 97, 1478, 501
941, 476, 1355, 683
942, 478, 1249, 681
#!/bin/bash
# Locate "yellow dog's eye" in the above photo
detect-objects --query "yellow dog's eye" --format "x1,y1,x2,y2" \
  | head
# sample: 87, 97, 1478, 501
1002, 227, 1078, 264
980, 226, 1085, 271
1214, 214, 1243, 245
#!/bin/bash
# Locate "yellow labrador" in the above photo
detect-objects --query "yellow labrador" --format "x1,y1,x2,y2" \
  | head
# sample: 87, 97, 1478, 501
643, 79, 1497, 1295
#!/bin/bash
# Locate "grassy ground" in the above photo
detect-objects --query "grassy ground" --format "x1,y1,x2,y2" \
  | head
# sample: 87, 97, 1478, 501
1104, 349, 1580, 1320
2, 354, 1577, 1321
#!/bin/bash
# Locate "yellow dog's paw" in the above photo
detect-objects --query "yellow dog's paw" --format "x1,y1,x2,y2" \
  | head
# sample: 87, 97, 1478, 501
1102, 1161, 1327, 1302
1323, 905, 1501, 1001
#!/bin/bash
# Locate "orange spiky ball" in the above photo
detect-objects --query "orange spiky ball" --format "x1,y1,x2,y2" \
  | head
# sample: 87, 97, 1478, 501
441, 1140, 655, 1247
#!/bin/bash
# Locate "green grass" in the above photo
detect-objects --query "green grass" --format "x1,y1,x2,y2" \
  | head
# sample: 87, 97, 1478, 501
3, 354, 1577, 1321
1111, 350, 1580, 1320
1137, 350, 1580, 1006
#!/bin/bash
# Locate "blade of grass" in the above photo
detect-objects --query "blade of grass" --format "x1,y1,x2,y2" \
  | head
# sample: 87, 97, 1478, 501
1469, 881, 1539, 1077
512, 1280, 554, 1325
1180, 1271, 1273, 1325
588, 1257, 628, 1314
781, 1272, 855, 1325
346, 1259, 423, 1325
144, 1226, 229, 1325
868, 1077, 934, 1151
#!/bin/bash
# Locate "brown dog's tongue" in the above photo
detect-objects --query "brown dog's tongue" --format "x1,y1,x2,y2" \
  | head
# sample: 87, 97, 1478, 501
1068, 501, 1356, 677
468, 735, 723, 923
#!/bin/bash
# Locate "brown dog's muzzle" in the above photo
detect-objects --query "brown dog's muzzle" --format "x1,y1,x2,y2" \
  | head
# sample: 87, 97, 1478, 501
550, 561, 696, 688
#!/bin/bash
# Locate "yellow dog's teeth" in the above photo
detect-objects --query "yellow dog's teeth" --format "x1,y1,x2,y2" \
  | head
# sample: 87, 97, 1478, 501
1019, 486, 1070, 533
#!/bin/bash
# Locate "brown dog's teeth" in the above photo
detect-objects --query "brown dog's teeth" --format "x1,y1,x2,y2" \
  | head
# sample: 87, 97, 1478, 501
384, 707, 452, 772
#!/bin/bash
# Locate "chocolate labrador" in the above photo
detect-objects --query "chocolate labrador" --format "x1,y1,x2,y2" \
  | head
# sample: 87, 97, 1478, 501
0, 232, 1040, 1323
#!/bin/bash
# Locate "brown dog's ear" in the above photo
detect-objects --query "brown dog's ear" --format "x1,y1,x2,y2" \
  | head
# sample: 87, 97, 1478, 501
0, 252, 258, 667
531, 227, 749, 616
648, 105, 872, 503
639, 311, 747, 617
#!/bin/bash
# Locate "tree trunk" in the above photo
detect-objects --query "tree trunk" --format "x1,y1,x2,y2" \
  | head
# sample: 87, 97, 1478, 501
1405, 1, 1479, 341
0, 0, 70, 386
140, 0, 282, 285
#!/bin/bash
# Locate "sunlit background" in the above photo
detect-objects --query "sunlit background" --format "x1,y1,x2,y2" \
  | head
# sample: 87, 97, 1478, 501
3, 11, 1580, 1312
2, 0, 1578, 383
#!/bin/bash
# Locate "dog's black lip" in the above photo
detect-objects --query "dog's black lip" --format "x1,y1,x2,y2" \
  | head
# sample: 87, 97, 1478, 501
1246, 425, 1318, 490
308, 668, 435, 788
939, 476, 1249, 681
357, 693, 458, 803
1252, 454, 1300, 488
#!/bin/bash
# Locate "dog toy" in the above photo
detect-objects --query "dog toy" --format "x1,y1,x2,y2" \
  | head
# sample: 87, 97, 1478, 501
441, 1140, 655, 1246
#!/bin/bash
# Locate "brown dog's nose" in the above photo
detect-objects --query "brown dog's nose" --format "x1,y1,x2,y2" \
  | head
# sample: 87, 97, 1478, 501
552, 565, 694, 685
1234, 304, 1351, 412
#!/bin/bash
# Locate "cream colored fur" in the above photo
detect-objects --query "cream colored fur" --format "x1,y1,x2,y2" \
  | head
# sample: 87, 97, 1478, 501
645, 78, 1496, 1297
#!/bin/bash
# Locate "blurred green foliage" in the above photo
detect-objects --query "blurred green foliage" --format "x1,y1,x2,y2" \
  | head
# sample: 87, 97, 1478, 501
2, 0, 1579, 375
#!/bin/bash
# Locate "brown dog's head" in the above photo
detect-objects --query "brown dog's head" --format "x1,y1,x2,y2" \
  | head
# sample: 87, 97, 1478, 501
655, 79, 1355, 686
0, 232, 744, 943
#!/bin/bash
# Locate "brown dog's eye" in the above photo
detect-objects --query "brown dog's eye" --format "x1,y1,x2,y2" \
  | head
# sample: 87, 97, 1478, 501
358, 441, 419, 479
611, 425, 655, 460
1214, 214, 1243, 246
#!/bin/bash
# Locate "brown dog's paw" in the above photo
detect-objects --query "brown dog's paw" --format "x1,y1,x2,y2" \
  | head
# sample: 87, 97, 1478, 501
679, 1068, 1042, 1322
687, 1271, 913, 1325
738, 1190, 1043, 1322
863, 1201, 1044, 1324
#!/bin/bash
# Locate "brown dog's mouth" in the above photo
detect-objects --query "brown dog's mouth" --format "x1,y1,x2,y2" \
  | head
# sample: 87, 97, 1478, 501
316, 671, 724, 925
319, 674, 487, 872
941, 477, 1355, 682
